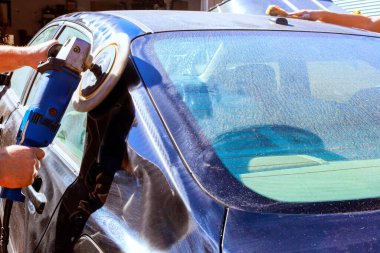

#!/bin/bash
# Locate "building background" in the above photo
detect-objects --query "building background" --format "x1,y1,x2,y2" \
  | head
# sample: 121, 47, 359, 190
333, 0, 380, 16
5, 0, 224, 45
202, 0, 223, 11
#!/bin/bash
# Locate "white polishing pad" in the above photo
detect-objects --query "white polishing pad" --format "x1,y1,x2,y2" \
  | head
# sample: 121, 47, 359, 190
73, 33, 130, 112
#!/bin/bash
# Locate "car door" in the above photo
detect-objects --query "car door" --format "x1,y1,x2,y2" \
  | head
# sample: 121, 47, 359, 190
0, 23, 91, 253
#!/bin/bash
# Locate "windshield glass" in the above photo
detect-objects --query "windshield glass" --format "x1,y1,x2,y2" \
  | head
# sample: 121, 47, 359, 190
132, 31, 380, 205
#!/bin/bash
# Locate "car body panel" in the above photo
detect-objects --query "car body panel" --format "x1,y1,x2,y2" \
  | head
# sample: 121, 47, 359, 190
126, 82, 225, 251
23, 144, 78, 252
223, 208, 380, 253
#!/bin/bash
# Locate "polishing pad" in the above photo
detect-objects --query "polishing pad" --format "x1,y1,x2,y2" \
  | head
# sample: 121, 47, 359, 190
73, 34, 129, 112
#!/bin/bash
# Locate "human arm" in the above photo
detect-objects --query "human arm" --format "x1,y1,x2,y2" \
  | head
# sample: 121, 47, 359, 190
289, 10, 380, 33
0, 145, 45, 188
0, 40, 58, 73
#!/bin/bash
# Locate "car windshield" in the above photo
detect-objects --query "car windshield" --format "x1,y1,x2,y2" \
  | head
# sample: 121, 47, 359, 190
132, 30, 380, 205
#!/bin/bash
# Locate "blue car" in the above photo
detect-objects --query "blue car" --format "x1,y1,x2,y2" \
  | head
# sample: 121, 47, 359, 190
0, 10, 380, 253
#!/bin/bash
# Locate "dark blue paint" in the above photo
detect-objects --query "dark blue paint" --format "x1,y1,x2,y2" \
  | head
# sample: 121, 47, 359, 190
54, 12, 145, 54
127, 82, 225, 252
223, 209, 380, 253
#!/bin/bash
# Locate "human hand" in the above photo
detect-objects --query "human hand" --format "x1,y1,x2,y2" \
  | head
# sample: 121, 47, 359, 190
25, 40, 60, 69
0, 145, 45, 188
266, 5, 289, 17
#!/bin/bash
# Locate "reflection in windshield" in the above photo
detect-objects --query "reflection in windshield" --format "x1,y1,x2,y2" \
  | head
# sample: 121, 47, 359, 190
133, 31, 380, 204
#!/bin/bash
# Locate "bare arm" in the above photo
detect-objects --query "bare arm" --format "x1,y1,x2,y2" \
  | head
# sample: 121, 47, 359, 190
289, 10, 380, 33
0, 40, 57, 187
0, 40, 58, 73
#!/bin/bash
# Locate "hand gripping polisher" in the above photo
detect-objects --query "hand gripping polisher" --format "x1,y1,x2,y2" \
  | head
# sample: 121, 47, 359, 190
0, 37, 100, 252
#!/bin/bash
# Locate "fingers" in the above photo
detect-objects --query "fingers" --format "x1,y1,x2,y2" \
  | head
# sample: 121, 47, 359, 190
44, 40, 60, 56
34, 158, 41, 171
266, 5, 288, 17
0, 145, 45, 188
34, 39, 59, 50
33, 148, 44, 175
27, 40, 60, 69
34, 148, 45, 160
46, 39, 59, 46
43, 40, 60, 50
6, 145, 45, 160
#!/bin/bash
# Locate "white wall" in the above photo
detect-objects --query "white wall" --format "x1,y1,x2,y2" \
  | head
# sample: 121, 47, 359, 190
333, 0, 380, 16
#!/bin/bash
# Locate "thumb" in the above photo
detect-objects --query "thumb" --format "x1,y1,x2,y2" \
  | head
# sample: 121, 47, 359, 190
34, 148, 45, 160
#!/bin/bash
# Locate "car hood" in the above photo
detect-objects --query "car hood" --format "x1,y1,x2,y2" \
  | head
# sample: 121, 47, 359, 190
223, 208, 380, 252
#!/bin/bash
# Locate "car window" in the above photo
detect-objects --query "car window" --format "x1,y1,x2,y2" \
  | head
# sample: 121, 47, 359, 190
10, 25, 58, 99
26, 26, 90, 164
55, 100, 87, 163
133, 31, 380, 206
31, 26, 59, 45
56, 26, 90, 44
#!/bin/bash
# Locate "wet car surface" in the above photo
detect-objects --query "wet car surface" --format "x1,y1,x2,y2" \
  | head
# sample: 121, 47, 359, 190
0, 10, 380, 253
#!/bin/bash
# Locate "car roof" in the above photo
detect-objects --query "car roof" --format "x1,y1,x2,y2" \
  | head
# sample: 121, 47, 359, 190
57, 10, 380, 40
